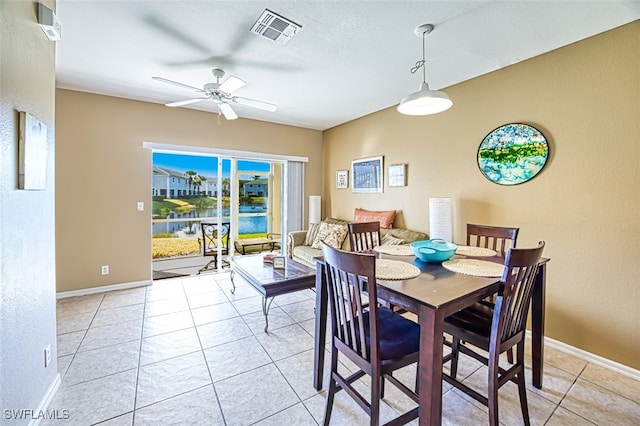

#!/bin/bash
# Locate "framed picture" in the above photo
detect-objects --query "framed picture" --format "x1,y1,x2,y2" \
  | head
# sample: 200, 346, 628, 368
336, 170, 348, 189
477, 123, 549, 185
388, 164, 407, 187
18, 111, 48, 190
351, 156, 383, 193
273, 256, 286, 269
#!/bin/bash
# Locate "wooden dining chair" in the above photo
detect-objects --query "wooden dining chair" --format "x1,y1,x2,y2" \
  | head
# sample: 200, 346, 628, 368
320, 242, 420, 426
347, 221, 382, 252
442, 241, 545, 426
198, 222, 231, 274
467, 223, 519, 258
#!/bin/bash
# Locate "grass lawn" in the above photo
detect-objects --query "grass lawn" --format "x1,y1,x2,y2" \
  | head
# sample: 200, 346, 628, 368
152, 233, 270, 259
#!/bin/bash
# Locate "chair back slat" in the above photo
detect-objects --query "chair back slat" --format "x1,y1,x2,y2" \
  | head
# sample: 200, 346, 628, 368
491, 242, 544, 346
467, 223, 519, 258
348, 221, 382, 253
322, 242, 378, 362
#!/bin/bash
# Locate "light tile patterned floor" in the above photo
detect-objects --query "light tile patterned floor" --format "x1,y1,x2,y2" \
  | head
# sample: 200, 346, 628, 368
48, 273, 640, 425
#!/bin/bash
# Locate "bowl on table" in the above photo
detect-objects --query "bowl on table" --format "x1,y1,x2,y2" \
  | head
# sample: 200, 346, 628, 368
410, 239, 458, 262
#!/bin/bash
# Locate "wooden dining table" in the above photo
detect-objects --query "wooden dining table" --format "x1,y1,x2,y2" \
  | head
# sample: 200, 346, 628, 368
312, 252, 549, 425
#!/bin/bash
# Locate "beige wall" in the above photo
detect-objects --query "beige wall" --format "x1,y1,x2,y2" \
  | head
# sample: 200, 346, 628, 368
55, 90, 322, 292
323, 22, 639, 369
1, 0, 59, 412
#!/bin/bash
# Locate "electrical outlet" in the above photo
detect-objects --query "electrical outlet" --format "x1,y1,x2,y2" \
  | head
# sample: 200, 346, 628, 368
101, 265, 109, 275
44, 344, 51, 368
137, 202, 144, 211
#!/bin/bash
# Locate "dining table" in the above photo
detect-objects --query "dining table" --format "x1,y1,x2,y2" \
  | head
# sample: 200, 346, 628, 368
312, 250, 549, 425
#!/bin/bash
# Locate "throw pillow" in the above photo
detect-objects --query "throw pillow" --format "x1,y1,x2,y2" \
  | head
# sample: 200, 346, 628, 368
311, 222, 348, 250
304, 222, 323, 246
381, 233, 405, 246
353, 208, 396, 229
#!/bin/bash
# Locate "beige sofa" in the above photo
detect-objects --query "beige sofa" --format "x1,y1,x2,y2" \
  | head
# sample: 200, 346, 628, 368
287, 217, 428, 268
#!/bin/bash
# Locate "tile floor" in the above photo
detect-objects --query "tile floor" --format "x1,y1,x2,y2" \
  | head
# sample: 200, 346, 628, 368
48, 272, 640, 425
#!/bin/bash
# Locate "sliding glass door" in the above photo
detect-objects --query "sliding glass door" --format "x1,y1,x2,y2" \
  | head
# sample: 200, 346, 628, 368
151, 152, 283, 268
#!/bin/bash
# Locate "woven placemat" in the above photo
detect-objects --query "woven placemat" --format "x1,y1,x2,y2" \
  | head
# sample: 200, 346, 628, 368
373, 245, 414, 256
455, 245, 497, 257
442, 259, 505, 277
376, 259, 421, 281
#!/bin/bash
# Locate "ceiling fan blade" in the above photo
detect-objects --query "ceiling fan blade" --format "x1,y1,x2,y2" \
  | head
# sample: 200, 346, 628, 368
219, 76, 246, 94
233, 96, 277, 112
165, 97, 209, 107
152, 76, 204, 93
219, 103, 238, 120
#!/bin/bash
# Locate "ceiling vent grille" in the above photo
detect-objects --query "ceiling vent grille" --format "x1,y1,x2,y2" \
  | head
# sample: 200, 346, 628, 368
250, 9, 301, 45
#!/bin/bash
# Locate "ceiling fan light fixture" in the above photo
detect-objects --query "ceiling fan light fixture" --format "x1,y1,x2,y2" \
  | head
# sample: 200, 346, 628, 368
398, 24, 452, 116
397, 82, 452, 115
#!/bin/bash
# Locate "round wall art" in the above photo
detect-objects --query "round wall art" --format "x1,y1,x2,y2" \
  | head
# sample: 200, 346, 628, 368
477, 123, 549, 185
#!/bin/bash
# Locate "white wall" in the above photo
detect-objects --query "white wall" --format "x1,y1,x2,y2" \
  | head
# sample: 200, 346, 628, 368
0, 1, 59, 422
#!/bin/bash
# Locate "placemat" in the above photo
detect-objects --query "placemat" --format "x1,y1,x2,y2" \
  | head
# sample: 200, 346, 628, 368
442, 259, 505, 278
455, 245, 497, 257
376, 259, 421, 281
373, 244, 414, 256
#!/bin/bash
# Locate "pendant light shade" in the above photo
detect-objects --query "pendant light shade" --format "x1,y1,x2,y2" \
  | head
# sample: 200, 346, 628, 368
397, 82, 452, 115
397, 24, 452, 116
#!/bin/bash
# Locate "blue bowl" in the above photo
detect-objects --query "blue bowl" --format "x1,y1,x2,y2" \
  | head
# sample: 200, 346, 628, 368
410, 239, 458, 262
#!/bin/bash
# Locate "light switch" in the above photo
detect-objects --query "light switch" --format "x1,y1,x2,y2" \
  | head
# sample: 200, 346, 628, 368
137, 202, 144, 211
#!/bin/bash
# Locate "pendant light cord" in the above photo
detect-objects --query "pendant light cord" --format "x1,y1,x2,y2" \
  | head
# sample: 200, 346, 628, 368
410, 30, 427, 84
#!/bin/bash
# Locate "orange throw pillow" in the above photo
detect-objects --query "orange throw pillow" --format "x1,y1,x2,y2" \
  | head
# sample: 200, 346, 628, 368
353, 208, 396, 229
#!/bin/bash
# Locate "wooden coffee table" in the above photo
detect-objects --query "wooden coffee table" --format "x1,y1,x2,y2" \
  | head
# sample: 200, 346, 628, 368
228, 254, 316, 332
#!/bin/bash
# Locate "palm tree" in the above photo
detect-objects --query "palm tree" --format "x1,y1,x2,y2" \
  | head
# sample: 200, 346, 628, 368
184, 170, 197, 196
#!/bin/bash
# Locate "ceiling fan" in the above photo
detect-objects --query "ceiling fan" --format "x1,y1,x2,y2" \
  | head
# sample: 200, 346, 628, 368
152, 68, 277, 120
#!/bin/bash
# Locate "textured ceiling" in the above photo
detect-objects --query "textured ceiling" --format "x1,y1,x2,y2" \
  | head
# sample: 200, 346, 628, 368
55, 1, 640, 130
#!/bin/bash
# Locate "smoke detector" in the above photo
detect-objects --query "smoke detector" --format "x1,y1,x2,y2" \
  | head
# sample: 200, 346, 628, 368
250, 9, 301, 45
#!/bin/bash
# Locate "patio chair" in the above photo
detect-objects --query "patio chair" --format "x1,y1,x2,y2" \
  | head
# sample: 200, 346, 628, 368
198, 222, 230, 274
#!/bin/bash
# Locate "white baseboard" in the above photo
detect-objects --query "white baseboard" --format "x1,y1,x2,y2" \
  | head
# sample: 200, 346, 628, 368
56, 280, 151, 299
527, 331, 640, 381
28, 373, 61, 426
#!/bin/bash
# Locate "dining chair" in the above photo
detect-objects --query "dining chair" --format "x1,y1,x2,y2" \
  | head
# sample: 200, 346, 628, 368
320, 242, 420, 426
347, 221, 382, 252
442, 241, 545, 426
198, 222, 231, 274
466, 223, 519, 258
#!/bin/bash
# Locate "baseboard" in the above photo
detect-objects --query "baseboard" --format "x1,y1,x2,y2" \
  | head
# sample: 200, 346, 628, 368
527, 331, 640, 381
28, 373, 61, 426
56, 280, 151, 299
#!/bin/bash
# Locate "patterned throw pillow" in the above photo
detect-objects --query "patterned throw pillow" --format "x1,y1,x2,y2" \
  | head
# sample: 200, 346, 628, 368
304, 222, 323, 246
311, 222, 348, 250
381, 234, 405, 246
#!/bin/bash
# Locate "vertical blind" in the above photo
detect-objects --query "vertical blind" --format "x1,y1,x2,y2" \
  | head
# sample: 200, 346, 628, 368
284, 161, 304, 255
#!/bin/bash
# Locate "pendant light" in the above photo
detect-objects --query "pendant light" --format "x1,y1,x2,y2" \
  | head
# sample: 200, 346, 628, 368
397, 24, 452, 115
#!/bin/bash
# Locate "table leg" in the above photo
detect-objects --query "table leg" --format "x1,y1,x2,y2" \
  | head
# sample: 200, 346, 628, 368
229, 270, 236, 294
418, 305, 445, 425
531, 263, 547, 389
262, 297, 275, 332
313, 261, 327, 390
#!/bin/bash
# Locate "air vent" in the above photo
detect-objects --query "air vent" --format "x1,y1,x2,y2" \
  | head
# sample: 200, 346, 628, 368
250, 9, 301, 45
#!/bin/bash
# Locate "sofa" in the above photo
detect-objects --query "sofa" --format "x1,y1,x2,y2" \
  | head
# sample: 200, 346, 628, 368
287, 216, 428, 268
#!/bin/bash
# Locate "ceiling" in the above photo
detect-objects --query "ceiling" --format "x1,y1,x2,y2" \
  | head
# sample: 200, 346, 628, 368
55, 1, 640, 131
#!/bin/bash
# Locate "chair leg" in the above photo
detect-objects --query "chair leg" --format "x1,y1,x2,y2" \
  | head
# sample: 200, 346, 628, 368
371, 374, 381, 426
322, 346, 339, 426
516, 343, 531, 426
450, 336, 461, 378
506, 348, 514, 363
488, 351, 500, 426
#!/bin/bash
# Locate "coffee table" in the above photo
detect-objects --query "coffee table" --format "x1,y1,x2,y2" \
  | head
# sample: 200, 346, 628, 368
228, 254, 316, 331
